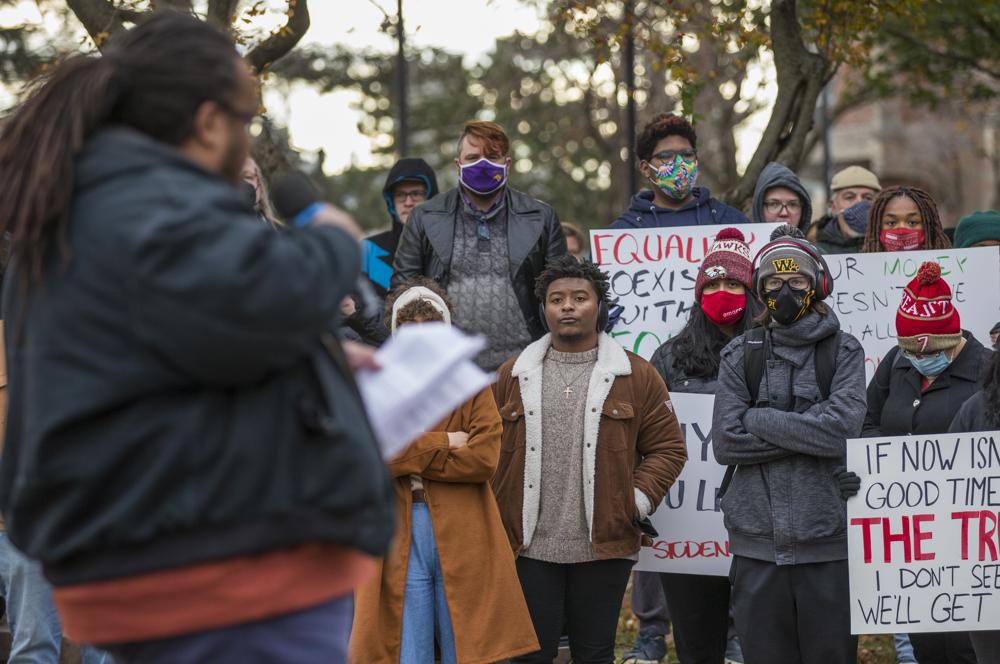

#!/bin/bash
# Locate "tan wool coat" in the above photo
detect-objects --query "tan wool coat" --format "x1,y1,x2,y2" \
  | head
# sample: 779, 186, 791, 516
350, 387, 538, 664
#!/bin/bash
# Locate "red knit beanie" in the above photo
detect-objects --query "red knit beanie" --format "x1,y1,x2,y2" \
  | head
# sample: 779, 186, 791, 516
896, 261, 962, 353
695, 228, 753, 301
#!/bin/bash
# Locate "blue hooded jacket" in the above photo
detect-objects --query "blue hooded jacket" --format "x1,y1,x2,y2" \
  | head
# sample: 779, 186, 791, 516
610, 187, 749, 229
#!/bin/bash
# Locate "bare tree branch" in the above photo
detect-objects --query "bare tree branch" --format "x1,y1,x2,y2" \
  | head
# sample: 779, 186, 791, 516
151, 0, 193, 11
206, 0, 240, 27
66, 0, 129, 48
245, 0, 311, 73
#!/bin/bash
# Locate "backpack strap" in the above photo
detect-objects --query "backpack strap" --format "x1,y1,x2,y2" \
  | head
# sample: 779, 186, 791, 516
814, 331, 840, 401
743, 326, 767, 406
719, 327, 767, 502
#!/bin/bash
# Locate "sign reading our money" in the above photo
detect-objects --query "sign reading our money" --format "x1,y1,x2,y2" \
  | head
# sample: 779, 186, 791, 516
846, 432, 1000, 634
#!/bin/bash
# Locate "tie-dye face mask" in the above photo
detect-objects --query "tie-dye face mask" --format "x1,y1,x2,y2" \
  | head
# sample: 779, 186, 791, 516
651, 154, 698, 200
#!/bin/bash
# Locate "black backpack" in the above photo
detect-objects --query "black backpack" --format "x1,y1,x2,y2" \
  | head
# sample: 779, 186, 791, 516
716, 326, 840, 498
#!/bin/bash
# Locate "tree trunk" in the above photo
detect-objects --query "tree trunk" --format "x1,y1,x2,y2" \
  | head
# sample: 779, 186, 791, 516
723, 0, 833, 209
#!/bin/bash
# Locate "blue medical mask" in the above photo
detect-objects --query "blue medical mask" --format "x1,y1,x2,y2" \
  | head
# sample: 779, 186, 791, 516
904, 351, 952, 377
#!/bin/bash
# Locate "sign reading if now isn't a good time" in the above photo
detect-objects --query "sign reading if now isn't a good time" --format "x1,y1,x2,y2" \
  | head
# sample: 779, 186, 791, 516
847, 432, 1000, 634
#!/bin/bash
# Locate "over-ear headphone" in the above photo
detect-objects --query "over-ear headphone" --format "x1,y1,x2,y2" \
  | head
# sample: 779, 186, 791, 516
751, 237, 834, 301
538, 295, 610, 333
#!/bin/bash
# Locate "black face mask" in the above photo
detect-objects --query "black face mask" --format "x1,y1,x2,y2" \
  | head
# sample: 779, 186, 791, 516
762, 282, 813, 326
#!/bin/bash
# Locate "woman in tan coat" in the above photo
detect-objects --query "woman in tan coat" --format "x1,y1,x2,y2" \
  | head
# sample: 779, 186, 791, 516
351, 280, 538, 664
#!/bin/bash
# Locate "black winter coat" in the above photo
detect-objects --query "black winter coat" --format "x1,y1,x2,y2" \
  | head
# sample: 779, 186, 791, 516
0, 128, 395, 585
390, 187, 567, 339
864, 331, 992, 438
949, 390, 997, 433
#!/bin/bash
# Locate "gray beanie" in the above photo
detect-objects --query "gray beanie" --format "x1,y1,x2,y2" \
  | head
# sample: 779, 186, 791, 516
754, 224, 820, 294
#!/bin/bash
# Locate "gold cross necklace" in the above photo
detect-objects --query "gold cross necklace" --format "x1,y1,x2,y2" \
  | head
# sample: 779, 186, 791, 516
551, 362, 592, 399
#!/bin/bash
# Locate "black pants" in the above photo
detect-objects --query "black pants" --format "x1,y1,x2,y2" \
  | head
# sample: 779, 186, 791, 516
730, 556, 857, 664
970, 630, 1000, 664
660, 573, 730, 664
512, 557, 633, 664
908, 632, 978, 664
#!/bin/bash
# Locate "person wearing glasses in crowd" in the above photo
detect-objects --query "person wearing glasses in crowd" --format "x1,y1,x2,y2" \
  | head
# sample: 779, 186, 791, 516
392, 121, 566, 372
611, 113, 748, 229
751, 162, 813, 229
361, 158, 439, 299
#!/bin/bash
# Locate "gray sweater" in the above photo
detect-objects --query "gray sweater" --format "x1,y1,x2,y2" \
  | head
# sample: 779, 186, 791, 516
712, 310, 866, 565
522, 347, 598, 564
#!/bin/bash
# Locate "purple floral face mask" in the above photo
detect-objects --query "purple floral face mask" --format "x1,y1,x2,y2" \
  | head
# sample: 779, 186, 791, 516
459, 158, 507, 195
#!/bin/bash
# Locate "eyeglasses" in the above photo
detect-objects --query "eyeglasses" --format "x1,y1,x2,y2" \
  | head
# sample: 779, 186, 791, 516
651, 149, 697, 163
763, 200, 802, 214
764, 276, 810, 290
392, 190, 427, 203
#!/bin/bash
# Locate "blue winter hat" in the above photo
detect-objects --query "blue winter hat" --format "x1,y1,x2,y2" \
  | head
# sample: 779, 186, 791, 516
842, 200, 871, 235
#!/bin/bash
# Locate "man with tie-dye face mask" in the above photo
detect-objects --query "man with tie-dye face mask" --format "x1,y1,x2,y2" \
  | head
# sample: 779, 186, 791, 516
610, 113, 748, 229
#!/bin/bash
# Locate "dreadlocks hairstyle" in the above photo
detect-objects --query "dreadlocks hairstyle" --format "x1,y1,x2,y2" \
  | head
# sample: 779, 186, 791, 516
384, 276, 455, 328
862, 186, 951, 252
534, 254, 610, 304
0, 13, 242, 286
636, 113, 697, 162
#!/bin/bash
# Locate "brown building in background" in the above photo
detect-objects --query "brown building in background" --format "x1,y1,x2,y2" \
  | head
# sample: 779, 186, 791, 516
801, 87, 999, 229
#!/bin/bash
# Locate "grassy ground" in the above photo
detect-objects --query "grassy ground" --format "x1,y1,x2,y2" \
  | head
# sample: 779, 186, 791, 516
613, 586, 899, 663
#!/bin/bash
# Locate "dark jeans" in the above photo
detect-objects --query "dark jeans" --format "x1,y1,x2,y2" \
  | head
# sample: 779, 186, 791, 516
630, 570, 670, 636
970, 630, 1000, 664
730, 556, 857, 664
512, 556, 634, 664
908, 632, 978, 664
106, 595, 353, 664
660, 573, 730, 664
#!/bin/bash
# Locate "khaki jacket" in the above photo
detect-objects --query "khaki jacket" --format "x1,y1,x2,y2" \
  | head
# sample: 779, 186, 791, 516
492, 334, 687, 559
351, 388, 538, 664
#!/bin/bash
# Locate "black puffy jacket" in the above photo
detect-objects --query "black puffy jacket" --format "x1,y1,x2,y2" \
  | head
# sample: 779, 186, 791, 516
0, 128, 395, 585
390, 187, 566, 339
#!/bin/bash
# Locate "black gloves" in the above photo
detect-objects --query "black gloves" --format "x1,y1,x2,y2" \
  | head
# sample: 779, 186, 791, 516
834, 466, 861, 500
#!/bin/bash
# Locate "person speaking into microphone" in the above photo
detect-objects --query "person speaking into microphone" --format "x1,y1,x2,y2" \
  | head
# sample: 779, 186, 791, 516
0, 13, 393, 664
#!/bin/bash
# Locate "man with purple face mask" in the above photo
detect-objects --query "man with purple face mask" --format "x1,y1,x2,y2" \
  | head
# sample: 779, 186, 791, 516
393, 120, 567, 371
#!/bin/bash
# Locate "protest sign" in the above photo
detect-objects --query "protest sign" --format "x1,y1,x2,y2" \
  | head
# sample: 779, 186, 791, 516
590, 224, 777, 359
635, 393, 730, 576
591, 227, 1000, 380
847, 432, 1000, 634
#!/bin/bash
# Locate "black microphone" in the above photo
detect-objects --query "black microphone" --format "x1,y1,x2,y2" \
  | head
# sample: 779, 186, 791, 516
272, 173, 382, 319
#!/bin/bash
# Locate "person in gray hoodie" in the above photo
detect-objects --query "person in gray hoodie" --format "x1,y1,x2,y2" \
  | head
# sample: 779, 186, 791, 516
751, 162, 813, 230
712, 225, 866, 664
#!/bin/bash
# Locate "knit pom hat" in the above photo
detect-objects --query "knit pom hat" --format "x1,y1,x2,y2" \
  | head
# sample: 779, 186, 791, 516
953, 210, 1000, 249
695, 227, 753, 300
753, 224, 821, 295
896, 261, 962, 353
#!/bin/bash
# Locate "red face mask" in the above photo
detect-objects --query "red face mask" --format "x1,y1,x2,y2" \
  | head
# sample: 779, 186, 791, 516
880, 228, 925, 251
700, 290, 746, 326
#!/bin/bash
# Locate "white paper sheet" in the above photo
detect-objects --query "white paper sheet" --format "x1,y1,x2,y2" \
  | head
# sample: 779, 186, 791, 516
356, 323, 493, 459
